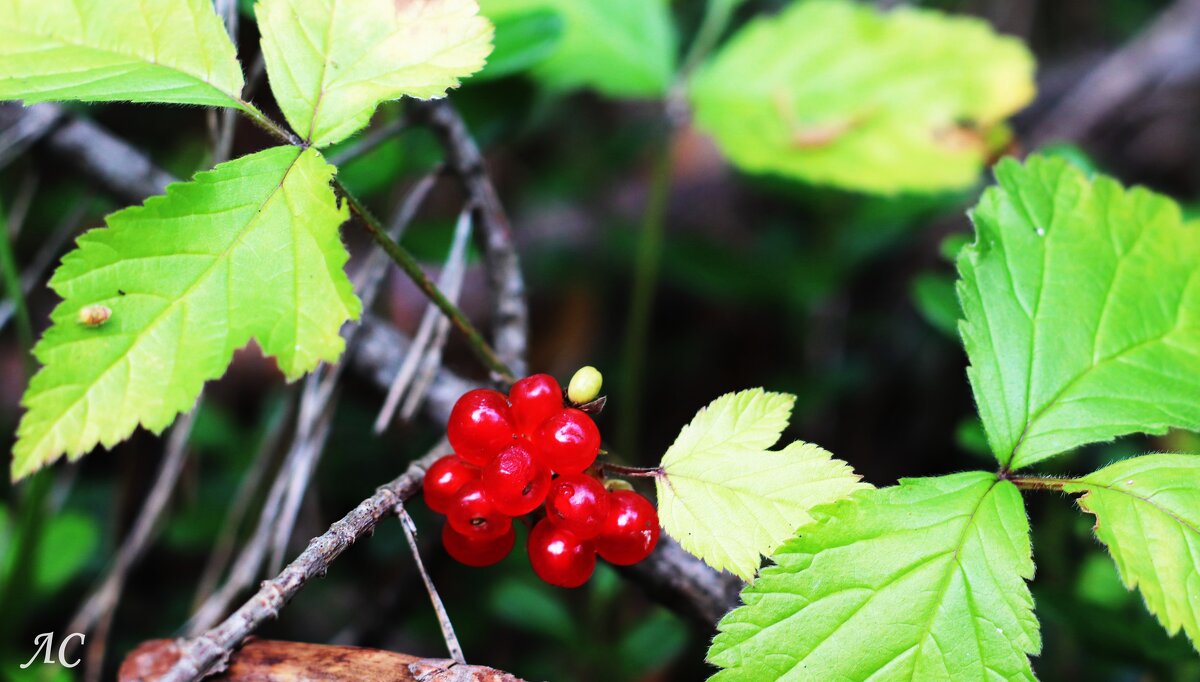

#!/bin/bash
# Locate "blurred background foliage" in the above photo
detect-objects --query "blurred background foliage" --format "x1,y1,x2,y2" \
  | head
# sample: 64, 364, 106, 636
2, 0, 1200, 680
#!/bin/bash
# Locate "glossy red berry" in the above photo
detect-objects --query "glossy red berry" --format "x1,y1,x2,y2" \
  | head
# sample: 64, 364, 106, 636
446, 481, 512, 542
508, 373, 563, 436
423, 455, 479, 514
447, 389, 517, 466
527, 519, 596, 588
442, 523, 514, 567
532, 408, 600, 474
545, 474, 609, 540
596, 490, 659, 565
482, 442, 551, 516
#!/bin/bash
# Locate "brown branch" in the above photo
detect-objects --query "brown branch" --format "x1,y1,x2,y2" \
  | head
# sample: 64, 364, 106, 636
1028, 0, 1200, 146
120, 639, 525, 682
158, 446, 446, 681
0, 103, 174, 203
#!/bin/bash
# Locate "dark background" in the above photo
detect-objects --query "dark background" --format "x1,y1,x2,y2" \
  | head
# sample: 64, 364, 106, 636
2, 0, 1200, 680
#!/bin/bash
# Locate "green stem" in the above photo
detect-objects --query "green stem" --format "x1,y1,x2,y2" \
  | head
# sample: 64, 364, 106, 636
601, 463, 663, 478
339, 187, 517, 384
0, 202, 34, 367
679, 0, 738, 81
617, 138, 674, 455
236, 99, 300, 146
1008, 475, 1070, 492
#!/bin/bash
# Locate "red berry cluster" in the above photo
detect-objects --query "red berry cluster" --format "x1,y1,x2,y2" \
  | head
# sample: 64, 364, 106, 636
423, 374, 659, 587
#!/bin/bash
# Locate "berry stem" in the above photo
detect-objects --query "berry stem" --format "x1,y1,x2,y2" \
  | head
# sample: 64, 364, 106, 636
602, 463, 664, 479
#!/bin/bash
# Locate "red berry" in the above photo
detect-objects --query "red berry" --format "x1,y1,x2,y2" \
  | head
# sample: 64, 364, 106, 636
545, 474, 609, 540
448, 389, 517, 466
527, 519, 595, 588
509, 373, 564, 436
446, 481, 512, 542
442, 523, 514, 567
482, 443, 551, 516
532, 408, 600, 474
423, 455, 478, 514
596, 490, 659, 565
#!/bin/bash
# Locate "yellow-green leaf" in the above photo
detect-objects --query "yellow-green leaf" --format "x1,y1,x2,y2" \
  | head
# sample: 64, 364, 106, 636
1064, 455, 1200, 651
689, 0, 1035, 193
655, 389, 867, 580
0, 0, 245, 108
257, 0, 494, 147
12, 146, 360, 480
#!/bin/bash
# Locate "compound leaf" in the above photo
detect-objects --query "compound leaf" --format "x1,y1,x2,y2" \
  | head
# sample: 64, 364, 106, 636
0, 0, 244, 108
689, 0, 1034, 193
709, 472, 1039, 681
479, 0, 677, 98
655, 389, 867, 580
959, 155, 1200, 470
257, 0, 493, 148
1063, 454, 1200, 651
12, 146, 360, 481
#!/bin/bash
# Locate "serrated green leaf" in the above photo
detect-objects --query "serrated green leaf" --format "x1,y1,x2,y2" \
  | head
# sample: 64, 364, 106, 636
708, 472, 1039, 681
655, 389, 867, 580
257, 0, 494, 147
689, 0, 1034, 193
479, 0, 677, 98
959, 155, 1200, 470
1063, 454, 1200, 651
12, 146, 360, 480
0, 0, 245, 108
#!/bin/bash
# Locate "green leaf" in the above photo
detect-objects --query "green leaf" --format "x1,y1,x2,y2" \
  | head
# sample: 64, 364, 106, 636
689, 0, 1034, 193
12, 146, 359, 480
959, 155, 1200, 470
257, 0, 494, 147
479, 0, 677, 98
475, 9, 564, 82
709, 472, 1039, 681
0, 0, 245, 108
655, 389, 866, 580
1063, 454, 1200, 650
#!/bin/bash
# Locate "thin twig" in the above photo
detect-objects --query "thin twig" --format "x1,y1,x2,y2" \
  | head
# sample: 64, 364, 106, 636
0, 103, 175, 203
1029, 0, 1200, 145
413, 100, 529, 378
375, 208, 473, 432
208, 0, 240, 165
328, 116, 411, 167
267, 385, 338, 573
186, 382, 336, 633
396, 505, 466, 665
0, 198, 92, 335
191, 403, 290, 610
0, 103, 62, 171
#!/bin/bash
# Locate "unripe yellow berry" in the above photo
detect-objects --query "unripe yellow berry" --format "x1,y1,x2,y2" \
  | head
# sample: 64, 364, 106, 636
567, 366, 603, 404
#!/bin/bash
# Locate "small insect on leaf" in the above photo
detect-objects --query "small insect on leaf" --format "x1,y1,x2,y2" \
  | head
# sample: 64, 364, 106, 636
78, 304, 112, 327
